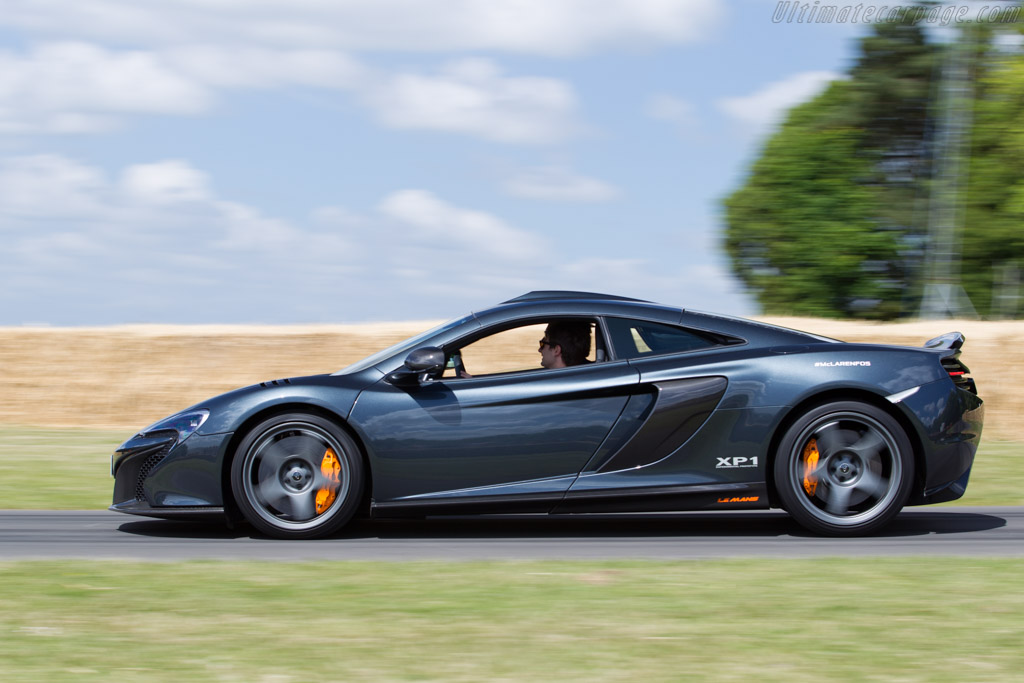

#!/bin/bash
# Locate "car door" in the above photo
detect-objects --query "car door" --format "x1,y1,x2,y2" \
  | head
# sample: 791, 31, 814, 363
350, 357, 639, 507
562, 316, 735, 504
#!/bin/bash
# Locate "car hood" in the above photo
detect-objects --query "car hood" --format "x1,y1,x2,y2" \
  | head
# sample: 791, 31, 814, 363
193, 370, 381, 436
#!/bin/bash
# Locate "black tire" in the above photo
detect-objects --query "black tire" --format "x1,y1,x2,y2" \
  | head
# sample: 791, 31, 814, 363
774, 401, 913, 536
230, 413, 364, 539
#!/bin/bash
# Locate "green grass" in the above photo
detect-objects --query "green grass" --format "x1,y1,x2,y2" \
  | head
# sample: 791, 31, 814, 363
0, 426, 1020, 509
0, 559, 1021, 681
967, 441, 1023, 505
0, 426, 125, 509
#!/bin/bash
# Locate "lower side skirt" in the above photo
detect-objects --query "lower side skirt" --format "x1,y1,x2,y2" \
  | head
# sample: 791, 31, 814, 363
372, 483, 768, 519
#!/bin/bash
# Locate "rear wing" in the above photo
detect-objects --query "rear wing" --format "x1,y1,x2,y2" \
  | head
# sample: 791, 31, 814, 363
924, 332, 976, 394
924, 331, 964, 352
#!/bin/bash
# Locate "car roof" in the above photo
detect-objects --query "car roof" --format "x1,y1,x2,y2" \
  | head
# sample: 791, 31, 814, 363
501, 290, 652, 304
478, 291, 682, 324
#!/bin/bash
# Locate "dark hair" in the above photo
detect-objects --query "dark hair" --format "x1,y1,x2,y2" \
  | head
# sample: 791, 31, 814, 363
545, 320, 591, 366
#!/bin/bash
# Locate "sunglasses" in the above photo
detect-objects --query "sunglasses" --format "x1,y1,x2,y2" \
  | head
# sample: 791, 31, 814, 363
538, 338, 553, 350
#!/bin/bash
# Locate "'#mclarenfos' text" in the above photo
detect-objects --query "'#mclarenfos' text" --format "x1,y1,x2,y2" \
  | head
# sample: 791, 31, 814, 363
814, 360, 872, 367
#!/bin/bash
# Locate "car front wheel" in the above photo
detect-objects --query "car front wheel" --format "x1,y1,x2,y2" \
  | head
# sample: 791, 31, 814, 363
774, 401, 914, 536
230, 413, 364, 539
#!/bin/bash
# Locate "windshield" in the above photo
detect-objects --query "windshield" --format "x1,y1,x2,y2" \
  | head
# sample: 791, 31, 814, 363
333, 315, 475, 375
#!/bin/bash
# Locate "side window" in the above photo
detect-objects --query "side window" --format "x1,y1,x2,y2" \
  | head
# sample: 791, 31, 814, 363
443, 320, 599, 378
605, 318, 718, 359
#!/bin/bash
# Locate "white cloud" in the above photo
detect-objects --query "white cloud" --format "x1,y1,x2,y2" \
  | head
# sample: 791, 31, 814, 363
0, 154, 577, 322
0, 0, 723, 56
0, 0, 689, 145
120, 160, 211, 205
0, 42, 210, 133
362, 59, 578, 144
717, 70, 840, 130
0, 154, 328, 255
379, 188, 546, 260
214, 201, 303, 250
502, 165, 618, 202
0, 154, 109, 217
0, 41, 578, 144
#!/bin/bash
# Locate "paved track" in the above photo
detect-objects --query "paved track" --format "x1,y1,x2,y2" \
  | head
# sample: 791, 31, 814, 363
1, 507, 1021, 561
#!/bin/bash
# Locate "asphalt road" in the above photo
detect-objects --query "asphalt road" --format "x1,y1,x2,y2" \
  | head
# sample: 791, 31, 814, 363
0, 507, 1021, 561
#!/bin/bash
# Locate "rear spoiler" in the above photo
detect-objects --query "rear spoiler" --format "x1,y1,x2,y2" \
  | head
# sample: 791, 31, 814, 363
924, 332, 976, 394
924, 331, 965, 352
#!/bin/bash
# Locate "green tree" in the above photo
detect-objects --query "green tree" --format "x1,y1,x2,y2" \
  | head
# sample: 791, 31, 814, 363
963, 22, 1024, 317
724, 16, 942, 319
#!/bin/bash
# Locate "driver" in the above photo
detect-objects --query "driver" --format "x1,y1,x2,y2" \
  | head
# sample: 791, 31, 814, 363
538, 320, 591, 369
454, 319, 592, 378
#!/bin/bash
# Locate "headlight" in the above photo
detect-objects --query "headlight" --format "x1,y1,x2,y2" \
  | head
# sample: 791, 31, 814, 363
139, 409, 210, 445
112, 409, 211, 477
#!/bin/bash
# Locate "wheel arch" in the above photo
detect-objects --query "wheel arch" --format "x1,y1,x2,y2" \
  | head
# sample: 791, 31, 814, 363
220, 402, 373, 523
763, 388, 925, 509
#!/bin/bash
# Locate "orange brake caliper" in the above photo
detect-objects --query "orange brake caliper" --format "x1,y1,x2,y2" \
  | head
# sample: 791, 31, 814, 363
315, 448, 341, 515
802, 439, 819, 496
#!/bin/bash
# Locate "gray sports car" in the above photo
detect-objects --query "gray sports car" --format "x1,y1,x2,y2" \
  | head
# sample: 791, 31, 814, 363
111, 291, 984, 538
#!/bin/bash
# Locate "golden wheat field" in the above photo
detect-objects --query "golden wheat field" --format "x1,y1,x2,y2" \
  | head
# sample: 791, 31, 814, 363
0, 318, 1018, 439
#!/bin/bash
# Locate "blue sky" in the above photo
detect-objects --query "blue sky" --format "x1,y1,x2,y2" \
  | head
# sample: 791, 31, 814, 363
0, 0, 871, 325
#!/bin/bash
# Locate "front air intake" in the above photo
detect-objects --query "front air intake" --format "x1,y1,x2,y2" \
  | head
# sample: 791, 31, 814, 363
135, 443, 172, 502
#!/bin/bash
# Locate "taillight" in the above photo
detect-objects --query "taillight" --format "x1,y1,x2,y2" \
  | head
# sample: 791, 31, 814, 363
942, 357, 977, 394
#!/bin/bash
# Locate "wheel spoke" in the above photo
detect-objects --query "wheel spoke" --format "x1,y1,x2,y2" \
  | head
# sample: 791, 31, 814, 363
847, 430, 885, 460
852, 468, 886, 499
807, 458, 832, 485
285, 491, 317, 521
256, 441, 291, 483
312, 468, 341, 491
825, 482, 853, 515
278, 433, 324, 463
257, 470, 289, 509
814, 423, 845, 457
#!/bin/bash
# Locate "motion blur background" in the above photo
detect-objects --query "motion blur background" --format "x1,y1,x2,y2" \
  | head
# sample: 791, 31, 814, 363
3, 1, 1020, 326
2, 1, 1022, 434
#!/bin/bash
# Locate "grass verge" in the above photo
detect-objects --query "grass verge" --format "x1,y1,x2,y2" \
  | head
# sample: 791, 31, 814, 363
0, 426, 125, 510
0, 559, 1021, 681
0, 426, 1019, 509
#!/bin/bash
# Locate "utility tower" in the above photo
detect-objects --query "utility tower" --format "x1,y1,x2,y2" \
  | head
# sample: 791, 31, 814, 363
918, 27, 977, 319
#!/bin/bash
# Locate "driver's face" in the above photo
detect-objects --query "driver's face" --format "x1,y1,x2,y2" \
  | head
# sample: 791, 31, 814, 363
539, 336, 559, 369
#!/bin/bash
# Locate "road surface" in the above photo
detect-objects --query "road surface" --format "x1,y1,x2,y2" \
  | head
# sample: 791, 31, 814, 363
0, 507, 1021, 561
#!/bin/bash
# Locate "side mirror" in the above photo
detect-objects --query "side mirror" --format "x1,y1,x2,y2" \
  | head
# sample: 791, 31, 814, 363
385, 346, 446, 385
404, 346, 446, 373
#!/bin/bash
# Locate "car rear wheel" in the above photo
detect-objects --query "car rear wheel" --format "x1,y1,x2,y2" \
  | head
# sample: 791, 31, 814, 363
774, 401, 913, 536
230, 413, 364, 539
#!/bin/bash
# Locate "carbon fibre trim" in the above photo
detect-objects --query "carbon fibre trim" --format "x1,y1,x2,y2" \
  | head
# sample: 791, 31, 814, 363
372, 492, 563, 517
556, 482, 766, 514
109, 500, 226, 521
596, 377, 727, 472
584, 391, 657, 472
